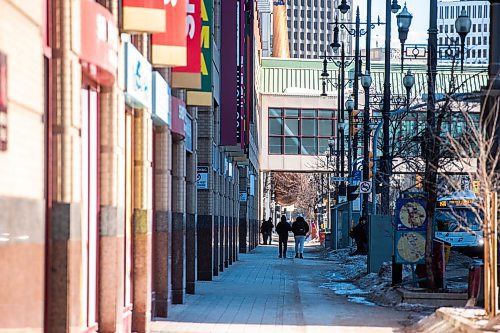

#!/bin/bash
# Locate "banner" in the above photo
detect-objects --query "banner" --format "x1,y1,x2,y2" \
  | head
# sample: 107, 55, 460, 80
172, 0, 202, 89
151, 0, 188, 67
186, 0, 212, 106
122, 0, 166, 32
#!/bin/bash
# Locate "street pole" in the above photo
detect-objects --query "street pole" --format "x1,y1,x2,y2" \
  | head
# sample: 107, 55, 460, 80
340, 42, 346, 179
361, 0, 372, 219
352, 8, 361, 172
381, 0, 392, 215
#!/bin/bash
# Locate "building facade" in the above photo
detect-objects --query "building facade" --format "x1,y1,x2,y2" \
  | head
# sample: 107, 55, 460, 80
285, 0, 353, 58
0, 1, 260, 332
438, 0, 490, 65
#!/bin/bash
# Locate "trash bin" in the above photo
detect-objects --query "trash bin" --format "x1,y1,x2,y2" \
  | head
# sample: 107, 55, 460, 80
319, 231, 326, 246
468, 259, 483, 306
325, 232, 332, 249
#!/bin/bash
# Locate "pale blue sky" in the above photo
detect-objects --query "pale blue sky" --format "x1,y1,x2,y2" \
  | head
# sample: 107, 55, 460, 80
352, 0, 431, 48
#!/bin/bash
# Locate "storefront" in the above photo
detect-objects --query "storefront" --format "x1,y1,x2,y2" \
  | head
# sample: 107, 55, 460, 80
79, 1, 118, 330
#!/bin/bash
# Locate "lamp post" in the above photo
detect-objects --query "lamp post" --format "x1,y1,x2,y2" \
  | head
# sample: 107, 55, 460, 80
381, 0, 412, 215
455, 7, 471, 72
360, 71, 372, 217
396, 3, 413, 71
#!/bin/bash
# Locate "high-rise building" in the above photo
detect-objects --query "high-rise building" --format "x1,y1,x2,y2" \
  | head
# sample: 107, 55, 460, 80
285, 0, 353, 59
437, 0, 490, 65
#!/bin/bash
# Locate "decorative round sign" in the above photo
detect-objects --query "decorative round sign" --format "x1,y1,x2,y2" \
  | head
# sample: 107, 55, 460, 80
399, 201, 426, 229
397, 232, 426, 263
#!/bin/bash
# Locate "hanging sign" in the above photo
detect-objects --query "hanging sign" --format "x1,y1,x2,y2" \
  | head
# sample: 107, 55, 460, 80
151, 0, 188, 67
172, 0, 202, 89
122, 0, 166, 33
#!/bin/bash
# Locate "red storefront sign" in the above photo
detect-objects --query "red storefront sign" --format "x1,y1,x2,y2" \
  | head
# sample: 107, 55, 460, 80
0, 52, 7, 151
80, 0, 118, 86
172, 0, 201, 89
173, 0, 201, 73
122, 0, 166, 32
151, 0, 188, 67
171, 97, 186, 139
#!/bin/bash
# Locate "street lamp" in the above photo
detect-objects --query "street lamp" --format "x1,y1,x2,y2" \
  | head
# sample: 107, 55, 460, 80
360, 70, 372, 89
397, 3, 413, 71
338, 0, 350, 15
360, 70, 372, 218
455, 7, 471, 72
402, 70, 415, 111
330, 23, 341, 52
391, 0, 401, 13
345, 96, 355, 112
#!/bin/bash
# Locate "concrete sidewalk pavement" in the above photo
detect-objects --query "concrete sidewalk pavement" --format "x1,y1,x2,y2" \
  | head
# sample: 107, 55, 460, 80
151, 243, 412, 333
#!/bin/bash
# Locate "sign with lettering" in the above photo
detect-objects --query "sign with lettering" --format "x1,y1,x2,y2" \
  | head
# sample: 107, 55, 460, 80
151, 71, 170, 126
186, 0, 212, 106
124, 42, 152, 109
172, 0, 201, 89
197, 166, 209, 190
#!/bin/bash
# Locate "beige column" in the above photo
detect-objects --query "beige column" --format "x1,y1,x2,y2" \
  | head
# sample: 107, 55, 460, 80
46, 0, 85, 331
131, 107, 153, 333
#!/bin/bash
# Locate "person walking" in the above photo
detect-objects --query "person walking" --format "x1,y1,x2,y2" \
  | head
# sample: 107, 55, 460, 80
292, 216, 309, 259
275, 215, 291, 258
261, 217, 273, 245
349, 216, 368, 255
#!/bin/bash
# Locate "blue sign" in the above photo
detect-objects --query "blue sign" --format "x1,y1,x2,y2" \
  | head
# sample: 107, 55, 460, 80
352, 170, 361, 182
125, 42, 152, 109
151, 71, 171, 126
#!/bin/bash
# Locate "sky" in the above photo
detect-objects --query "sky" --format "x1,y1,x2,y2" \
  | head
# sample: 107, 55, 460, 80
353, 0, 432, 48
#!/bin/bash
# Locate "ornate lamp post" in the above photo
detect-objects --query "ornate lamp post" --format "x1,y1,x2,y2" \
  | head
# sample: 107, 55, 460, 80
360, 71, 372, 217
455, 7, 472, 72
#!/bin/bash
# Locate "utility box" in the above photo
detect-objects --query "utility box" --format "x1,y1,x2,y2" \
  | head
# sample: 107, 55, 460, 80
368, 214, 394, 273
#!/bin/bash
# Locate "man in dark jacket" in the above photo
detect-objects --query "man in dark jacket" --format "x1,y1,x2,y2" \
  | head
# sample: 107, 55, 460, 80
350, 216, 368, 255
292, 216, 309, 259
260, 217, 273, 245
275, 215, 292, 258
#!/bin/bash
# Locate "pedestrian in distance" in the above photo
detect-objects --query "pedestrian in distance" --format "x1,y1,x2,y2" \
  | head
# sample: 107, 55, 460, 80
260, 217, 273, 245
275, 215, 292, 258
292, 216, 309, 259
349, 216, 368, 255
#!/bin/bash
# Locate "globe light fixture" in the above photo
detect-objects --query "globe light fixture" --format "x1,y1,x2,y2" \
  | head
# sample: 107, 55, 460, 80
345, 97, 355, 112
403, 70, 415, 90
330, 23, 341, 52
455, 7, 472, 72
391, 0, 401, 14
360, 71, 372, 89
338, 0, 350, 14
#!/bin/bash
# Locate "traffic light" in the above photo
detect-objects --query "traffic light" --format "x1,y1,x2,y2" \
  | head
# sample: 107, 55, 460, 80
368, 151, 374, 179
472, 180, 480, 194
416, 174, 423, 188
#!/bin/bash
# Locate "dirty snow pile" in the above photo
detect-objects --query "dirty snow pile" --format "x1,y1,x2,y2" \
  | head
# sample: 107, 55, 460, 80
321, 248, 435, 312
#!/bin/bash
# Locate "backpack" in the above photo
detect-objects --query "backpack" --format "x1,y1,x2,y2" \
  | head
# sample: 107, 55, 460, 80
296, 222, 306, 234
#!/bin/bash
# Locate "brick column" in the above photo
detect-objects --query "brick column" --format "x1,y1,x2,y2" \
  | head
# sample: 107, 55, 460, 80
196, 107, 215, 281
152, 126, 172, 318
239, 166, 249, 253
171, 138, 186, 304
220, 172, 226, 271
132, 106, 153, 333
185, 106, 197, 294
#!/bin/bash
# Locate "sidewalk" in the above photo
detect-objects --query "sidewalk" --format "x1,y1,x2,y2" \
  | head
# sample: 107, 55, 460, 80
151, 243, 414, 333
